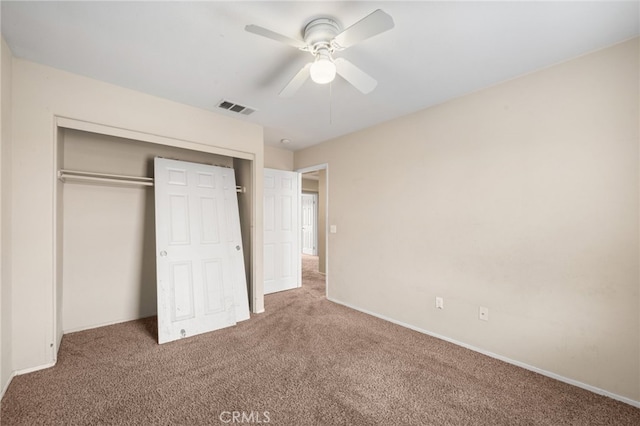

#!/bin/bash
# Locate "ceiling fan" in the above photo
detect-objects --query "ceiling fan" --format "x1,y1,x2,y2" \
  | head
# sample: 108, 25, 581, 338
245, 9, 394, 97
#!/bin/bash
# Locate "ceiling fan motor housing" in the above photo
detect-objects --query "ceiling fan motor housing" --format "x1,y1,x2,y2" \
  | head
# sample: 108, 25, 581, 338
303, 18, 341, 53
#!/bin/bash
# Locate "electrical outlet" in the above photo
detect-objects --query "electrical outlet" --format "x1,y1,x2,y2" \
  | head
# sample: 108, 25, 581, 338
435, 297, 444, 309
479, 306, 489, 321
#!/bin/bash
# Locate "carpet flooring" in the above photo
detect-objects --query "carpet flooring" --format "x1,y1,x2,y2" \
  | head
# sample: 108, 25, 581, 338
1, 255, 639, 425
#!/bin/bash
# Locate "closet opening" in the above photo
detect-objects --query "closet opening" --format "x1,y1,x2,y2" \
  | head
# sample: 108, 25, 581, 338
54, 123, 256, 350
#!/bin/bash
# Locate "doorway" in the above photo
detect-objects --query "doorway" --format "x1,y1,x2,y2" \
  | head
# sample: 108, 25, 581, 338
298, 165, 328, 297
301, 193, 318, 256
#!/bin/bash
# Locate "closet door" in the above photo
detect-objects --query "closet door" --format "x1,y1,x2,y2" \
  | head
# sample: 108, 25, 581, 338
154, 158, 249, 344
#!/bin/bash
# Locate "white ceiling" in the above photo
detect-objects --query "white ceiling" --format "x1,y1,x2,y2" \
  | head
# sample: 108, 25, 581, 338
1, 1, 638, 151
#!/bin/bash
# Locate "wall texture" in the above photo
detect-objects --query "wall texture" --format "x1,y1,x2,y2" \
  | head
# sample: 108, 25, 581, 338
10, 58, 264, 374
264, 145, 294, 170
62, 129, 234, 332
295, 38, 639, 402
0, 37, 13, 397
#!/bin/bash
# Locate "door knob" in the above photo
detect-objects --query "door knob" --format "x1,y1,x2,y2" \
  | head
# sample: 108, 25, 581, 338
160, 250, 167, 257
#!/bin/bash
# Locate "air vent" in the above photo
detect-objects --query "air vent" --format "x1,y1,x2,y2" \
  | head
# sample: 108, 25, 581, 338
217, 100, 256, 116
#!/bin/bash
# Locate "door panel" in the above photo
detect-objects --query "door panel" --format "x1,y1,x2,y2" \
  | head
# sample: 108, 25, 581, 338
200, 198, 220, 243
264, 244, 275, 281
203, 259, 225, 314
155, 158, 249, 344
281, 196, 292, 230
170, 261, 195, 321
264, 168, 300, 294
169, 195, 190, 243
282, 242, 293, 278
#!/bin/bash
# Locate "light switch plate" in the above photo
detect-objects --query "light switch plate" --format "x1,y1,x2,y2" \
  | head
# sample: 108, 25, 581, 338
330, 225, 337, 234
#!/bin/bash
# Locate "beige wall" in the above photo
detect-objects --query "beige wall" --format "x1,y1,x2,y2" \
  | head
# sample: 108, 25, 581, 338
61, 129, 235, 332
295, 38, 640, 402
0, 37, 13, 396
10, 58, 264, 373
264, 145, 294, 170
302, 177, 319, 192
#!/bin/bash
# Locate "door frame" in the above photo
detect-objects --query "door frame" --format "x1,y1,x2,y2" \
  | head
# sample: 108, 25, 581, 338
296, 164, 329, 298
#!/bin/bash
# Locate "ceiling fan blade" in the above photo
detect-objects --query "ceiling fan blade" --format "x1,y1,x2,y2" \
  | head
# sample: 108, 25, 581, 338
334, 58, 377, 94
279, 63, 312, 97
245, 24, 307, 49
333, 9, 394, 49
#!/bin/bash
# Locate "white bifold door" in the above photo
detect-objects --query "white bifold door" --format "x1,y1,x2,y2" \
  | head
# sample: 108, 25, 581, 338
155, 158, 250, 344
264, 168, 300, 294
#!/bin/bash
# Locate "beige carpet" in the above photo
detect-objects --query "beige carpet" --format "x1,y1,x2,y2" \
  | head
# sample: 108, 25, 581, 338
2, 255, 639, 425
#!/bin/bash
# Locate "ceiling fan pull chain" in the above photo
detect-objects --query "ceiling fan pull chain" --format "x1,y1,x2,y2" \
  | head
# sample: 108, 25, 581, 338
329, 81, 333, 125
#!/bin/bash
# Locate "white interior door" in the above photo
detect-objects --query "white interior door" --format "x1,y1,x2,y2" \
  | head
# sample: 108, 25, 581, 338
301, 193, 317, 256
264, 168, 300, 294
155, 158, 249, 344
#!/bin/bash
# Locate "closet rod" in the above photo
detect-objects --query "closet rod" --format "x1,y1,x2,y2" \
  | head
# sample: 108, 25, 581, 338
59, 174, 154, 187
58, 169, 154, 187
59, 169, 154, 182
58, 169, 246, 193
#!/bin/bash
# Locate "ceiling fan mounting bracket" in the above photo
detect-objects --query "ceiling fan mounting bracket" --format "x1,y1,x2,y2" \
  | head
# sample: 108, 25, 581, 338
303, 18, 342, 54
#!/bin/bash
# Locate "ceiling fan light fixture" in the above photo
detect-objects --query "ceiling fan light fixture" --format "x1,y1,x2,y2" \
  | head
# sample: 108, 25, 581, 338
310, 52, 336, 84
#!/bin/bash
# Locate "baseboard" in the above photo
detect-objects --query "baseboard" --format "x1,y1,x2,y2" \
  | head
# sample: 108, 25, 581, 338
63, 316, 154, 334
328, 296, 640, 409
0, 360, 59, 401
15, 361, 56, 376
0, 370, 16, 400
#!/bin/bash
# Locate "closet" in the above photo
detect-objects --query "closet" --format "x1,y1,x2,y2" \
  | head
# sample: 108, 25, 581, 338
59, 128, 253, 336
